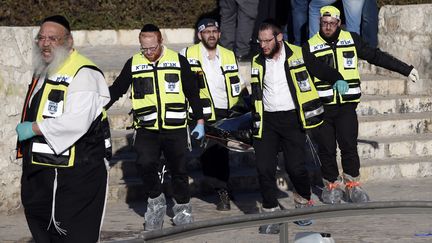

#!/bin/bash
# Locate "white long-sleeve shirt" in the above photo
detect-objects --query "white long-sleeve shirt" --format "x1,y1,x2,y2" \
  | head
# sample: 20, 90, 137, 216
180, 44, 244, 109
33, 68, 110, 155
262, 44, 296, 112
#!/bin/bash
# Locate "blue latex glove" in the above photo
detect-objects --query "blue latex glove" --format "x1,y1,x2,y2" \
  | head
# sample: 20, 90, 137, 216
191, 123, 205, 140
16, 122, 36, 142
333, 80, 349, 95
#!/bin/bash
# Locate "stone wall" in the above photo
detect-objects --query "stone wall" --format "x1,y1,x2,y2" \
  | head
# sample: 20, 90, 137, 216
0, 27, 37, 214
376, 4, 432, 94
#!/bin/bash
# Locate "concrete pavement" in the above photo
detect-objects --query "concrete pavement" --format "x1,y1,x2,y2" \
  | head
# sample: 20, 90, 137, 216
2, 177, 431, 242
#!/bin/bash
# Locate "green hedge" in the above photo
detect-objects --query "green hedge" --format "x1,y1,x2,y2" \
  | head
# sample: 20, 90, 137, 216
0, 0, 430, 30
0, 0, 218, 29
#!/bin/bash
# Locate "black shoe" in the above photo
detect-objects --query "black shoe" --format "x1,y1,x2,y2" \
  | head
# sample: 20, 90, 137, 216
216, 189, 231, 211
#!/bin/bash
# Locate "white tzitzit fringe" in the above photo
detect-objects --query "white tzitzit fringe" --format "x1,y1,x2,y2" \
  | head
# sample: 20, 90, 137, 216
98, 158, 110, 243
47, 168, 67, 235
306, 133, 321, 166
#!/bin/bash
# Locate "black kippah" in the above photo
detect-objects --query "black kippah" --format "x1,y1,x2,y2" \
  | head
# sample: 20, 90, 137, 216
141, 24, 160, 33
42, 15, 71, 32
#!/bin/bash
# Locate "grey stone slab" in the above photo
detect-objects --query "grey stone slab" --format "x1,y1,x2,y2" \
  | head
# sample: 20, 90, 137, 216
358, 94, 432, 116
358, 111, 432, 137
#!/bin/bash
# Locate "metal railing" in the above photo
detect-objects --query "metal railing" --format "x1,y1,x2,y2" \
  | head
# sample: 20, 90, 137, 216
115, 201, 432, 243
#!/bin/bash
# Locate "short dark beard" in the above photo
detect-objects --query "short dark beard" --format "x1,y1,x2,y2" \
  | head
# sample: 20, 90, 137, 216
264, 41, 280, 59
202, 38, 217, 50
319, 27, 341, 43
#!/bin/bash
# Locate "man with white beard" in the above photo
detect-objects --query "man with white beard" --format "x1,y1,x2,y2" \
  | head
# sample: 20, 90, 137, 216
15, 15, 111, 242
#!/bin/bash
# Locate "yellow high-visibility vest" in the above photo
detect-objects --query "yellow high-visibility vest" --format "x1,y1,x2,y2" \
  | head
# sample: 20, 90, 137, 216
131, 48, 188, 130
251, 42, 324, 138
308, 30, 361, 104
185, 44, 241, 121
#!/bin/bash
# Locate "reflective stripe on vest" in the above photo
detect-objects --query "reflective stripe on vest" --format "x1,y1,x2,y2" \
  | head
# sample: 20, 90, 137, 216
250, 42, 323, 138
131, 48, 187, 130
308, 30, 361, 104
185, 43, 240, 121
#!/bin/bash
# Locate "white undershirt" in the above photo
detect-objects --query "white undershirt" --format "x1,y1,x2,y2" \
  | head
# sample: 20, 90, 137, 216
199, 45, 228, 109
262, 44, 296, 112
180, 44, 244, 109
34, 68, 110, 154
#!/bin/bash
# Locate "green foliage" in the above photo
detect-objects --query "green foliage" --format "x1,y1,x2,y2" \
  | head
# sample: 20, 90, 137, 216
0, 0, 430, 30
0, 0, 218, 29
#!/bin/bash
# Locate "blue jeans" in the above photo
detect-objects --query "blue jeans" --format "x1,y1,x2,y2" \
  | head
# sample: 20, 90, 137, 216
290, 0, 309, 45
361, 0, 378, 47
309, 0, 365, 37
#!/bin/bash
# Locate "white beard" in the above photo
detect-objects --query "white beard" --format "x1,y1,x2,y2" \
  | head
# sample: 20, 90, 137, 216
33, 43, 71, 78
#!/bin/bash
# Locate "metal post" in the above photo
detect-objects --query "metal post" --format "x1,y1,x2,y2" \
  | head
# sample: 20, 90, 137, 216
279, 222, 289, 243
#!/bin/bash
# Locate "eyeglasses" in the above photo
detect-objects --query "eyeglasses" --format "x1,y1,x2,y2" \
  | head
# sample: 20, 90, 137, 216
201, 30, 219, 35
140, 44, 159, 53
35, 34, 67, 44
321, 21, 339, 27
257, 37, 275, 44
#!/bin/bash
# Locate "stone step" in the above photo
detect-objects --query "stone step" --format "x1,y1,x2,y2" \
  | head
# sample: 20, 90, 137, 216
108, 108, 133, 130
357, 133, 432, 160
360, 155, 432, 181
103, 73, 409, 112
111, 129, 134, 154
106, 94, 432, 130
109, 111, 432, 154
103, 70, 407, 98
357, 94, 432, 116
106, 155, 432, 202
358, 111, 432, 137
359, 74, 408, 95
107, 165, 261, 202
109, 133, 432, 182
109, 151, 255, 182
79, 44, 408, 97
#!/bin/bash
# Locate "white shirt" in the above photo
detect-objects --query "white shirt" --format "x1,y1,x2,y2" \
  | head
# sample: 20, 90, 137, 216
262, 44, 296, 112
34, 68, 110, 154
180, 44, 244, 109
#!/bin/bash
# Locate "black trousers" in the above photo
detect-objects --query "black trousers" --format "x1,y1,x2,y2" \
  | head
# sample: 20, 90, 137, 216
253, 111, 311, 209
134, 128, 190, 203
200, 109, 230, 190
312, 103, 360, 182
21, 159, 108, 243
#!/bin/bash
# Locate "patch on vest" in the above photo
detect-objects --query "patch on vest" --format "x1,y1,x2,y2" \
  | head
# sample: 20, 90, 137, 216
310, 43, 330, 52
42, 100, 64, 118
49, 74, 72, 84
132, 64, 153, 72
251, 68, 259, 75
224, 64, 238, 71
289, 58, 304, 68
337, 39, 353, 46
160, 61, 180, 68
188, 58, 199, 65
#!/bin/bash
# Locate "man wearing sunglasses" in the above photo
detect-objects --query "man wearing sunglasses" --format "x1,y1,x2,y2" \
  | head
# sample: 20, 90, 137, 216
106, 24, 205, 231
304, 6, 419, 205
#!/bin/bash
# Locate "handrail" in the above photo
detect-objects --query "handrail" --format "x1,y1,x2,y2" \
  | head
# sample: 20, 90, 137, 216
115, 201, 432, 243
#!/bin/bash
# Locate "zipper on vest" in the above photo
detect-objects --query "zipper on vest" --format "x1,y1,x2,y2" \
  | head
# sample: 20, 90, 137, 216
331, 42, 339, 71
219, 67, 230, 110
331, 42, 341, 104
153, 62, 163, 130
